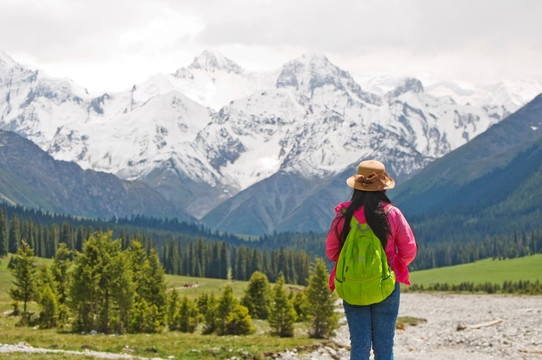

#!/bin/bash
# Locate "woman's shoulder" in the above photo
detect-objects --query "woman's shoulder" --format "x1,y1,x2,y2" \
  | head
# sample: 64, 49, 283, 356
384, 203, 402, 214
334, 201, 352, 213
382, 203, 406, 218
384, 204, 412, 228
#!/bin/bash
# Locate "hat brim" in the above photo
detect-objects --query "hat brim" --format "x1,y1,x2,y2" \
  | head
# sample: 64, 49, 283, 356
346, 174, 395, 191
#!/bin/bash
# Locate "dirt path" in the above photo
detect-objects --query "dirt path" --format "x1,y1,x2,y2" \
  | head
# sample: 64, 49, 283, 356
0, 343, 166, 359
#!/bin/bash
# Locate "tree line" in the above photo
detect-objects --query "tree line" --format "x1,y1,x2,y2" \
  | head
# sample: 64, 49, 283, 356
1, 207, 313, 286
410, 229, 542, 271
9, 235, 339, 338
405, 280, 542, 295
161, 237, 311, 285
2, 202, 542, 278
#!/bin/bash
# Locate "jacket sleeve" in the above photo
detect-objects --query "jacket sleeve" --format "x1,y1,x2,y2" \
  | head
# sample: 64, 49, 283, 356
388, 207, 417, 266
326, 209, 345, 262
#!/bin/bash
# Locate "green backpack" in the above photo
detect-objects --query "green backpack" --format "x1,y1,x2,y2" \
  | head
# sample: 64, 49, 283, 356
334, 207, 396, 305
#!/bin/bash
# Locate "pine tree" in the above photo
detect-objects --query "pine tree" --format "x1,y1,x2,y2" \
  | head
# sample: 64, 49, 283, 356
37, 225, 46, 258
188, 241, 196, 276
241, 271, 271, 319
262, 249, 271, 280
230, 247, 238, 280
9, 240, 37, 321
175, 296, 198, 333
130, 298, 160, 333
209, 242, 219, 278
75, 226, 85, 253
268, 274, 297, 337
128, 244, 166, 333
219, 242, 228, 279
286, 250, 297, 284
249, 248, 262, 275
304, 258, 339, 339
47, 224, 59, 258
60, 222, 74, 251
237, 246, 248, 280
167, 288, 180, 329
171, 239, 181, 275
162, 239, 170, 273
175, 241, 183, 275
291, 291, 308, 321
278, 247, 289, 282
38, 283, 58, 329
69, 231, 132, 333
109, 246, 134, 334
216, 285, 237, 335
0, 209, 8, 256
51, 243, 71, 325
147, 249, 167, 320
225, 304, 254, 335
201, 293, 218, 335
8, 215, 21, 254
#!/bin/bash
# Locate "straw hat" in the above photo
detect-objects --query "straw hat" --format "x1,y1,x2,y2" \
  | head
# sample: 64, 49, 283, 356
346, 160, 395, 191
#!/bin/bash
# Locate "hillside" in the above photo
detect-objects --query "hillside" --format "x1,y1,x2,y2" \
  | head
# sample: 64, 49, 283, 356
409, 254, 542, 287
385, 93, 542, 256
0, 130, 190, 221
392, 93, 542, 215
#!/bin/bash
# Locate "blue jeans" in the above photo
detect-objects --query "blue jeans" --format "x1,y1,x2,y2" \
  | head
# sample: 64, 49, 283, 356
343, 283, 400, 360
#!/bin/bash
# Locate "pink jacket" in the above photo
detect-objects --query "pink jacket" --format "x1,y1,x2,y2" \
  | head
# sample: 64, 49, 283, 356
326, 201, 417, 291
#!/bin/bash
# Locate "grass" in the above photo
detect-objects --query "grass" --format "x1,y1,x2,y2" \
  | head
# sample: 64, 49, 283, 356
0, 313, 322, 359
165, 274, 249, 300
395, 316, 427, 329
165, 274, 304, 301
408, 254, 542, 287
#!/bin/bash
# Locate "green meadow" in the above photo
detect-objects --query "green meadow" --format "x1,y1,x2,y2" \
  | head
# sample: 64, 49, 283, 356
408, 254, 542, 287
0, 257, 322, 360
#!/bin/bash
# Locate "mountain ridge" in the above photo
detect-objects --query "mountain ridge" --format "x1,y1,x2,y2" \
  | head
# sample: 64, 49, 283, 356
0, 130, 191, 221
2, 50, 542, 234
391, 93, 542, 215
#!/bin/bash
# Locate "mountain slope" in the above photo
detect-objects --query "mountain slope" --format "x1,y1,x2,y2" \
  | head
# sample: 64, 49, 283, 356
0, 130, 190, 221
391, 93, 542, 215
198, 56, 512, 234
2, 51, 541, 233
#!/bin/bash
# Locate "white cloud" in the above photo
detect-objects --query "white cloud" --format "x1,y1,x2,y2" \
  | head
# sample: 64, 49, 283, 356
1, 0, 541, 93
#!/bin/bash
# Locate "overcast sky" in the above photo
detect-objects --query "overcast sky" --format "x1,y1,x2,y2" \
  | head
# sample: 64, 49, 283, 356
1, 0, 541, 94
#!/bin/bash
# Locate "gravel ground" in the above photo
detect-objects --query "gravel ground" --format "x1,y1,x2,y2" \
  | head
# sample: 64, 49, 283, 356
278, 293, 542, 360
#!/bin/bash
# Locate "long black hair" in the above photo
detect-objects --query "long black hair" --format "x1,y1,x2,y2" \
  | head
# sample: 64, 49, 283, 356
337, 189, 392, 249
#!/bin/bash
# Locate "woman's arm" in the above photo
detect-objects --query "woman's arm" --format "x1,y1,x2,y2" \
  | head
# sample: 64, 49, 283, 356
326, 211, 345, 262
389, 207, 417, 265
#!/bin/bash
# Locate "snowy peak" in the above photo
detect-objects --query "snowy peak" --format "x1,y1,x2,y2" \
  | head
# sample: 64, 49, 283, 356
386, 78, 424, 99
0, 52, 18, 69
276, 54, 347, 91
187, 50, 244, 74
276, 54, 379, 104
169, 50, 274, 110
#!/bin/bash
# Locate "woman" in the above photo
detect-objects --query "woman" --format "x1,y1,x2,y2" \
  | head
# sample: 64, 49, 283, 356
326, 160, 417, 360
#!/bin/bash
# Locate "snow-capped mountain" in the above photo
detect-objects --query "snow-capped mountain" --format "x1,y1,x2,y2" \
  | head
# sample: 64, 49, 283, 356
169, 50, 275, 110
357, 73, 542, 120
1, 50, 541, 233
